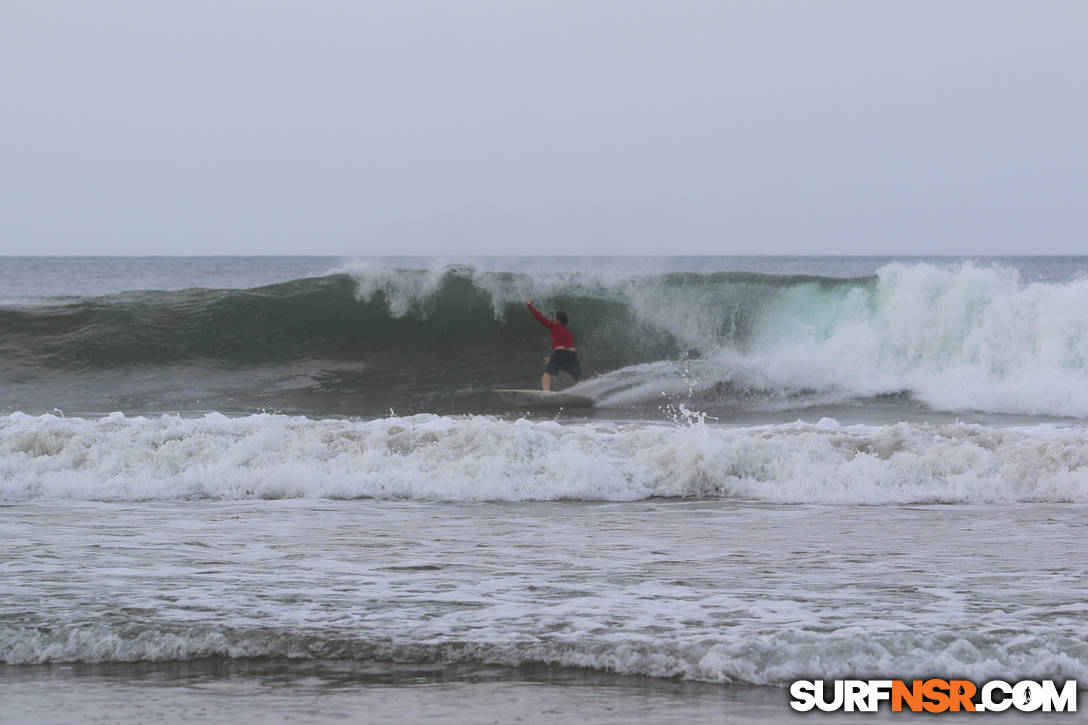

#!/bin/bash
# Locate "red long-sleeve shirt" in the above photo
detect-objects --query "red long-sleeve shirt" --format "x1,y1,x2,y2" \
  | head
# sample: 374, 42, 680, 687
527, 303, 575, 349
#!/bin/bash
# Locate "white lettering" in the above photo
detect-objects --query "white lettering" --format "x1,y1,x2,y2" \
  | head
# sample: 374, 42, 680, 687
982, 680, 1012, 712
789, 680, 816, 712
1040, 680, 1078, 713
1014, 680, 1043, 712
844, 680, 869, 712
816, 680, 844, 712
867, 680, 893, 711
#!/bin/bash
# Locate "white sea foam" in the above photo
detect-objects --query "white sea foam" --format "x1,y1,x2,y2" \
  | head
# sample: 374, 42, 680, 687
4, 470, 1083, 688
3, 412, 1087, 504
4, 622, 1085, 685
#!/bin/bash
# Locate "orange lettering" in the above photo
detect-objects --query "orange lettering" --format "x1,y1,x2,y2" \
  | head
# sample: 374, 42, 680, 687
922, 679, 951, 713
892, 680, 924, 712
948, 680, 977, 712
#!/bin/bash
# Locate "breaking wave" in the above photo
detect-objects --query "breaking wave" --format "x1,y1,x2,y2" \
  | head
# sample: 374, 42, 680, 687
4, 260, 1088, 417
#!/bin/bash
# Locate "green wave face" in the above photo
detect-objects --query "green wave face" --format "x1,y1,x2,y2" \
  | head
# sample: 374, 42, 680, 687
0, 267, 871, 415
0, 268, 872, 370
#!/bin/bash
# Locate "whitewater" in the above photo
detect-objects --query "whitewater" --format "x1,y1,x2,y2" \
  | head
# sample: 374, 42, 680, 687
2, 257, 1086, 724
4, 412, 1088, 504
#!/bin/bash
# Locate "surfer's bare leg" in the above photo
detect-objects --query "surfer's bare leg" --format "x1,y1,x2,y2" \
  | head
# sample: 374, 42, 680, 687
541, 372, 551, 391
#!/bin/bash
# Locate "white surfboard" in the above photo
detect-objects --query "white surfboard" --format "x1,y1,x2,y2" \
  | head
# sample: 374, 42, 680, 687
492, 389, 594, 408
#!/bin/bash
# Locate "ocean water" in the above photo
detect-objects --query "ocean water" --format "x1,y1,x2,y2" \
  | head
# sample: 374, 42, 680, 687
2, 256, 1086, 723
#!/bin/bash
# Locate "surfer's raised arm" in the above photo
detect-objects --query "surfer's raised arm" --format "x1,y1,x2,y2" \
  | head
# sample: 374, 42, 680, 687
526, 300, 580, 391
526, 300, 558, 329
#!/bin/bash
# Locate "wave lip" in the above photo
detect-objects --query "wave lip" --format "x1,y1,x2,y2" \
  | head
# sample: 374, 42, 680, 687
3, 412, 1087, 504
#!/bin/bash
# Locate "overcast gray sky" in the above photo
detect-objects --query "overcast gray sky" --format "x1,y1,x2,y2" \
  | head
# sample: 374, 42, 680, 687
2, 1, 1085, 255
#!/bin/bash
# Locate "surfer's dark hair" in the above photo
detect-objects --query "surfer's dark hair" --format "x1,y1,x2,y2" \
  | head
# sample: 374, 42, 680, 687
556, 311, 568, 326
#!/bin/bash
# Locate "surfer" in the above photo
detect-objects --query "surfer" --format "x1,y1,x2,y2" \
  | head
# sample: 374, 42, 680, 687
526, 300, 581, 391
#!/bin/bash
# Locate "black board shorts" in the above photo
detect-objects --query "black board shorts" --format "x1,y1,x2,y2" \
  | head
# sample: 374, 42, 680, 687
545, 348, 581, 381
